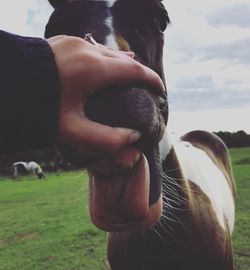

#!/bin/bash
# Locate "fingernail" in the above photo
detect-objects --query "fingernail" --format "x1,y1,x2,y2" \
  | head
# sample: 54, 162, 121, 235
128, 130, 141, 143
115, 128, 141, 144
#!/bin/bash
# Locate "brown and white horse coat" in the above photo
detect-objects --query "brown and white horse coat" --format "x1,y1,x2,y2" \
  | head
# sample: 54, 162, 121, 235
46, 1, 236, 269
108, 130, 235, 270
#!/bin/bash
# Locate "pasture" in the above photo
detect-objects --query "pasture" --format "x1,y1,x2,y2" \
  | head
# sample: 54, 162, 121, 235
0, 147, 249, 270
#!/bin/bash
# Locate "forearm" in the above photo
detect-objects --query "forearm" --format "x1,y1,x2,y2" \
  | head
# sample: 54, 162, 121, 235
0, 30, 60, 154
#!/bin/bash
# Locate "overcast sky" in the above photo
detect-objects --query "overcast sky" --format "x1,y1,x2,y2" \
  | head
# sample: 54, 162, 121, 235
0, 0, 249, 134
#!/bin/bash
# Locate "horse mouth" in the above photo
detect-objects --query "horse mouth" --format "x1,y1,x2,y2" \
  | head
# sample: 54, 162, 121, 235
87, 147, 162, 232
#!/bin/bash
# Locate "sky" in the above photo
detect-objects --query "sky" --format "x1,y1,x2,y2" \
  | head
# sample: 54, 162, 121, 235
0, 0, 249, 134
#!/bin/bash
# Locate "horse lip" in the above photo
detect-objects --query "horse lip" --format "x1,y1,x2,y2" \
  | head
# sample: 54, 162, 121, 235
88, 152, 163, 232
90, 196, 163, 233
87, 147, 141, 179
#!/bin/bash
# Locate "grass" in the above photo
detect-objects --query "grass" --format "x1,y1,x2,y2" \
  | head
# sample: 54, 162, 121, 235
229, 148, 250, 270
0, 171, 107, 270
0, 148, 249, 270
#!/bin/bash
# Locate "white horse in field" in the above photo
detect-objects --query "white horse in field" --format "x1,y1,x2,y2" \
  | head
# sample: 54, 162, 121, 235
13, 161, 45, 179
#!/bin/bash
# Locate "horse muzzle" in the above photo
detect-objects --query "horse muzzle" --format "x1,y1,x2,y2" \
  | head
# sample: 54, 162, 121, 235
85, 86, 165, 232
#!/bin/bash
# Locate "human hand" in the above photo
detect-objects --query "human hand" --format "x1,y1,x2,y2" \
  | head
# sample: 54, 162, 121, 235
47, 35, 165, 155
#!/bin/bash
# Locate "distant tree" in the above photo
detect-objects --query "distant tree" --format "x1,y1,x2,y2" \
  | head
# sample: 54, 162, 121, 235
214, 130, 250, 148
1, 130, 249, 176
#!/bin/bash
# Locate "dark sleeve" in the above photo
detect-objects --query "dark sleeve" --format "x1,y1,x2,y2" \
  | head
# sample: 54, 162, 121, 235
0, 30, 60, 154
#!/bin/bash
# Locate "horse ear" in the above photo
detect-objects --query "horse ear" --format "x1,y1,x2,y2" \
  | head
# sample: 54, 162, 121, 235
48, 0, 68, 8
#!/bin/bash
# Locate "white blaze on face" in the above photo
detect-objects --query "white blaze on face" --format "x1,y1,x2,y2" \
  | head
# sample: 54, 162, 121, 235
104, 16, 119, 50
105, 0, 118, 7
91, 0, 119, 49
69, 0, 118, 5
174, 141, 235, 234
70, 0, 119, 49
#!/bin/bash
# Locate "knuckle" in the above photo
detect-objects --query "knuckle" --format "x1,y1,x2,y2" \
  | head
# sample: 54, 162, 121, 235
65, 36, 85, 47
131, 61, 147, 77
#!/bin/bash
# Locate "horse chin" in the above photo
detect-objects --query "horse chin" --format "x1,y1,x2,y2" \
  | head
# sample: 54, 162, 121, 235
87, 147, 162, 232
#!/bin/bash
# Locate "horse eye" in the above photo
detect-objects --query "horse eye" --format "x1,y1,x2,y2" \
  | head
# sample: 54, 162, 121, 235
154, 9, 169, 32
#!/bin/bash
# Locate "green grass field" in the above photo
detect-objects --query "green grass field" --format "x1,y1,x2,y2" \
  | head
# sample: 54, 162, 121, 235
229, 148, 250, 270
0, 172, 107, 270
0, 148, 249, 270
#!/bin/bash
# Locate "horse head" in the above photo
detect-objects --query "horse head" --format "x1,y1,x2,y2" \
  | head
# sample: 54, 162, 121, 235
45, 0, 170, 232
45, 2, 236, 270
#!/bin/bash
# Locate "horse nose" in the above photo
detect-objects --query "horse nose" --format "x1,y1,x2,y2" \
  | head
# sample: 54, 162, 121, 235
85, 86, 160, 146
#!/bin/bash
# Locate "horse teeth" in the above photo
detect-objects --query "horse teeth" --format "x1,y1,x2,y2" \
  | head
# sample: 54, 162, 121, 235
90, 150, 141, 178
93, 161, 137, 178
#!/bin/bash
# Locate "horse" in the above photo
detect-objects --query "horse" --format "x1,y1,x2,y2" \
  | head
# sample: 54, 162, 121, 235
45, 1, 236, 269
13, 161, 45, 179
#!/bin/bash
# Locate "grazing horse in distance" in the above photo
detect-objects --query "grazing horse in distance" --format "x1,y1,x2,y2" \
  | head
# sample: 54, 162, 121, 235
45, 0, 236, 269
13, 161, 45, 179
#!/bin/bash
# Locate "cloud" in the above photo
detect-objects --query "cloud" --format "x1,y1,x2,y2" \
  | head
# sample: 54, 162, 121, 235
197, 37, 250, 65
174, 76, 214, 91
207, 4, 250, 28
0, 0, 52, 37
169, 75, 250, 111
166, 36, 250, 66
168, 108, 250, 134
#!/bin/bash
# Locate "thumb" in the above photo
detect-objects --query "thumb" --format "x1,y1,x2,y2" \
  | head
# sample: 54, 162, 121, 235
60, 115, 141, 155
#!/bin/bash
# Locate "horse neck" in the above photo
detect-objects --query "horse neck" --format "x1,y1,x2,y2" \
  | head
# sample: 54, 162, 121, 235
108, 132, 234, 269
108, 132, 192, 261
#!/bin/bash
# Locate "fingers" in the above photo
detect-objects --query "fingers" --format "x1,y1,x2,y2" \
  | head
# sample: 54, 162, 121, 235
60, 115, 141, 154
86, 42, 165, 93
98, 57, 165, 95
95, 42, 135, 58
54, 34, 166, 157
85, 41, 162, 94
122, 51, 135, 58
95, 43, 135, 59
49, 35, 165, 94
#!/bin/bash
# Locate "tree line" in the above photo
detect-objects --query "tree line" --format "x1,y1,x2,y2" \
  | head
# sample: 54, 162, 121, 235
214, 130, 250, 148
0, 130, 249, 176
